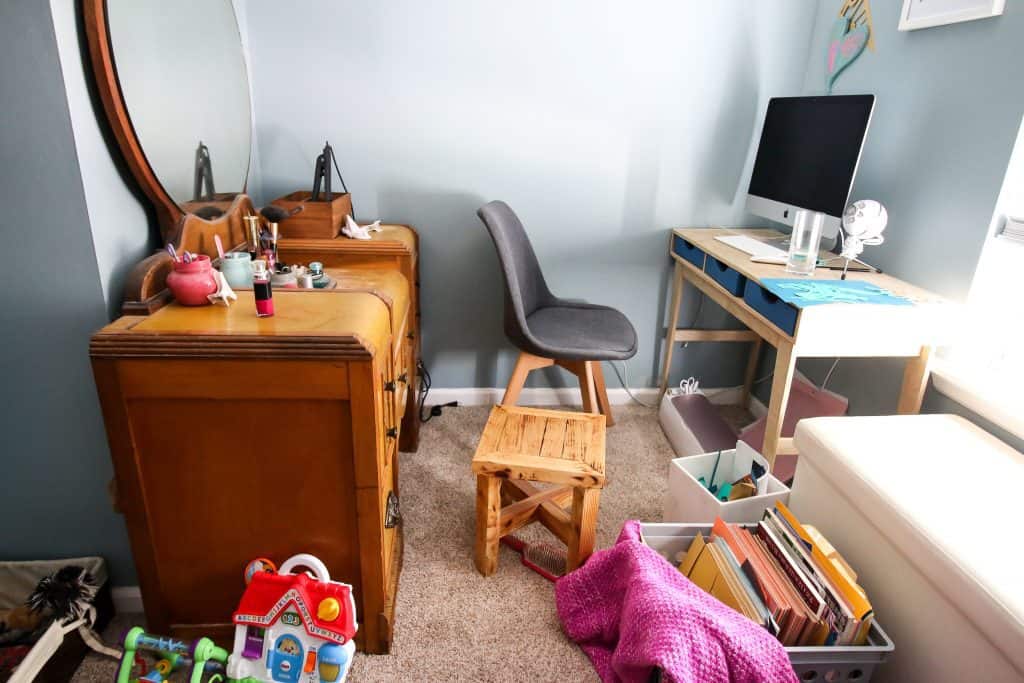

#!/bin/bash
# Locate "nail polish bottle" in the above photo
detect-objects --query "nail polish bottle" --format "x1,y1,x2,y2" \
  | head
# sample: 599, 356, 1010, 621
253, 259, 274, 317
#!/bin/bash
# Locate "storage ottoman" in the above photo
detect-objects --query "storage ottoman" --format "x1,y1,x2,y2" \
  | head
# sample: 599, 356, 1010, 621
789, 415, 1024, 683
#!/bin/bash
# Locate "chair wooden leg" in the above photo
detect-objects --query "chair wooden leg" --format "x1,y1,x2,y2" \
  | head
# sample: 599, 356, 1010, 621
575, 361, 597, 414
474, 475, 502, 576
502, 351, 552, 406
590, 361, 614, 426
567, 487, 601, 572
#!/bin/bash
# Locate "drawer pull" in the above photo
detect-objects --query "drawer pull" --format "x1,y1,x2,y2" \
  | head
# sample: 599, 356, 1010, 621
386, 427, 398, 439
406, 332, 415, 340
384, 380, 396, 392
397, 372, 408, 384
385, 491, 401, 528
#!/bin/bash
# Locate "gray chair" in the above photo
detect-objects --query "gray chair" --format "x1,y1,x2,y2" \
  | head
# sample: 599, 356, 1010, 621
478, 200, 637, 425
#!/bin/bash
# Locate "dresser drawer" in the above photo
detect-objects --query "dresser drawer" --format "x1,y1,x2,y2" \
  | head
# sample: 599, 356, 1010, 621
704, 256, 747, 296
672, 234, 705, 268
742, 280, 798, 336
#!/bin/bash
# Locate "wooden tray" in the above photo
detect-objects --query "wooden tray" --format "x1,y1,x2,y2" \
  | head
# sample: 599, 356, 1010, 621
270, 190, 351, 239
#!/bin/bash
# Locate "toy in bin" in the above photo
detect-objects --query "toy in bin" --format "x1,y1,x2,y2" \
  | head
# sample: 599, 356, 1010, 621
193, 553, 358, 683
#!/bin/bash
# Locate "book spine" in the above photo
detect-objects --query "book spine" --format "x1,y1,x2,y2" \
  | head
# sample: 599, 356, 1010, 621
755, 523, 824, 618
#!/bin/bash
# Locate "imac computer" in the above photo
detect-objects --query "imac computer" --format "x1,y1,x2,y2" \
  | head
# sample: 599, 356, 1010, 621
746, 94, 875, 241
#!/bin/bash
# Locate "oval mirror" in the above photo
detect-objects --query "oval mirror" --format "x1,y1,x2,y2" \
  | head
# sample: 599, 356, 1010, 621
105, 0, 251, 220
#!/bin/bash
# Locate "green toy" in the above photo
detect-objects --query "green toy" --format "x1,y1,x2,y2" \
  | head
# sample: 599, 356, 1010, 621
117, 627, 225, 683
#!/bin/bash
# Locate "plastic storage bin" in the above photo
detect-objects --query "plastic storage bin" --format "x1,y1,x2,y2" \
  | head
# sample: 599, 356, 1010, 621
640, 523, 895, 683
672, 235, 705, 268
704, 256, 747, 296
663, 444, 790, 524
743, 279, 799, 336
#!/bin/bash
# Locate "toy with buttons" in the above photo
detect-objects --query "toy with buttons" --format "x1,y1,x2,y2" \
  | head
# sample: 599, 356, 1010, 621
186, 554, 357, 683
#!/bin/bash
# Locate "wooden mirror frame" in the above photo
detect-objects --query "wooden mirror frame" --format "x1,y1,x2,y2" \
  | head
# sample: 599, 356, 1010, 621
82, 0, 255, 313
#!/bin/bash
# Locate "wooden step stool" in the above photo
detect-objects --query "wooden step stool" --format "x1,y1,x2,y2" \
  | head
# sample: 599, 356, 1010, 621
471, 405, 606, 576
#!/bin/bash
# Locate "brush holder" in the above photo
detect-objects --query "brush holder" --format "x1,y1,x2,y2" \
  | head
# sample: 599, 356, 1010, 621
166, 255, 218, 306
219, 252, 253, 290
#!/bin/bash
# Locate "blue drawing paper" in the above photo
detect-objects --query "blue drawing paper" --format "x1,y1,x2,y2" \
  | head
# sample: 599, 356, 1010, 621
759, 278, 914, 308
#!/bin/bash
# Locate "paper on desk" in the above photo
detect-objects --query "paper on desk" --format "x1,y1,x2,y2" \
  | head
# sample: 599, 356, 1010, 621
760, 278, 914, 307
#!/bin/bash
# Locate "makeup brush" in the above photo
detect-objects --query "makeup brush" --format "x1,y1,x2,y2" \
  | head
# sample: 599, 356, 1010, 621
259, 205, 303, 224
214, 234, 226, 260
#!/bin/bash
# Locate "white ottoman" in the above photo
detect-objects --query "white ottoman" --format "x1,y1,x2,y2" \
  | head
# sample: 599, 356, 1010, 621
790, 415, 1024, 683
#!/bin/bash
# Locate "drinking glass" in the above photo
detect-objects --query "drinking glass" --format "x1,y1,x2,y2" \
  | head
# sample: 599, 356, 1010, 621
786, 210, 825, 276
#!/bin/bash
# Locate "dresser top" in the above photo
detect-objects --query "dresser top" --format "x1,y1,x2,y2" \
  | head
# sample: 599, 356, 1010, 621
91, 290, 391, 360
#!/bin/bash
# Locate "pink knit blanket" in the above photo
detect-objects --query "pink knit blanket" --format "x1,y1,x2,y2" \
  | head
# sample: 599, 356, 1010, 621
555, 521, 797, 683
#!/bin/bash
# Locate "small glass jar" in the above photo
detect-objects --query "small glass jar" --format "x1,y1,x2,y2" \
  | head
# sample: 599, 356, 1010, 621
166, 255, 218, 305
786, 210, 825, 276
219, 252, 253, 289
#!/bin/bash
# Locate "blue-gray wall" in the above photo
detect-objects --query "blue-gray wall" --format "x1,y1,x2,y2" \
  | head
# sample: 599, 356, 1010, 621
0, 0, 138, 584
781, 0, 1024, 432
242, 0, 821, 390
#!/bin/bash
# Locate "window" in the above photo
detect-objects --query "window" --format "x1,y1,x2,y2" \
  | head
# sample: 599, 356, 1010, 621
933, 115, 1024, 439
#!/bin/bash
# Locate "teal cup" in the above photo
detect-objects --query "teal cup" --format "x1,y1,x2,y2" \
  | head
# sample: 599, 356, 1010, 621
219, 252, 253, 289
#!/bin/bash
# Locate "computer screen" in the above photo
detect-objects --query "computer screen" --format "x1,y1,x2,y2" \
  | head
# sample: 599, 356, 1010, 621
746, 95, 875, 237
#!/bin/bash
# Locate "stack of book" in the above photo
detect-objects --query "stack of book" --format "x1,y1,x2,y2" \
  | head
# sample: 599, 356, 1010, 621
677, 503, 873, 647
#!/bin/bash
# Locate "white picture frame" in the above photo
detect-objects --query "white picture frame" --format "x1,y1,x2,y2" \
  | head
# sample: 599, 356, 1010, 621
898, 0, 1005, 31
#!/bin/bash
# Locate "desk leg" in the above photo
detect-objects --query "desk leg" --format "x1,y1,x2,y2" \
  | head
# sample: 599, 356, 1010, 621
897, 345, 933, 414
762, 342, 796, 469
658, 261, 686, 397
741, 338, 763, 410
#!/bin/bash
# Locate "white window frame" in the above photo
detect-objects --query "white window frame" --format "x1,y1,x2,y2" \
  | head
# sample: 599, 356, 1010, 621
931, 116, 1024, 440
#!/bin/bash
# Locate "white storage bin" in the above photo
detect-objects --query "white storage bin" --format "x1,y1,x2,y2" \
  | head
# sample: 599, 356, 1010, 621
662, 441, 789, 523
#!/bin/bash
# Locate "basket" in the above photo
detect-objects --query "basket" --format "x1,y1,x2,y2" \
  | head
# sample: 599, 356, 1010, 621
640, 523, 894, 683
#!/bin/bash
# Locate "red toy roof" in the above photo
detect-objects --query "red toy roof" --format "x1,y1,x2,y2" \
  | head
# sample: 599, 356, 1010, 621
233, 571, 356, 644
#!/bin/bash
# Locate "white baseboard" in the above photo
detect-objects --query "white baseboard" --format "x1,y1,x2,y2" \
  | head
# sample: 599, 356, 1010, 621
112, 586, 143, 614
427, 386, 751, 408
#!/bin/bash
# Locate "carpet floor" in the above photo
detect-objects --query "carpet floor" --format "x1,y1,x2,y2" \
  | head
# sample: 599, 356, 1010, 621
73, 404, 682, 682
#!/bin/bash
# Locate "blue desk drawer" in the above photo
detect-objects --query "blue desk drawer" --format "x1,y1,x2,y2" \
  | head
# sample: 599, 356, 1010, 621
704, 256, 747, 296
672, 235, 705, 268
743, 280, 798, 336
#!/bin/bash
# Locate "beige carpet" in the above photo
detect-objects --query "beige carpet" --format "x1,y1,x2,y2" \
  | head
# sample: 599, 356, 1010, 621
73, 404, 680, 682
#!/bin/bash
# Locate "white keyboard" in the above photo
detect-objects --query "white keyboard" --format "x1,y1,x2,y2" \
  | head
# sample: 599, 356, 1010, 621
714, 234, 788, 259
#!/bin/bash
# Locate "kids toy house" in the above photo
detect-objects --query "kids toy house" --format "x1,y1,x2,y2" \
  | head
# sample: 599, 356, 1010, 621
227, 555, 357, 683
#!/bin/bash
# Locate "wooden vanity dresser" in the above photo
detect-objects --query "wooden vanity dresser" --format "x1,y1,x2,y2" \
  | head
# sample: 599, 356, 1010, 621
82, 0, 419, 654
92, 252, 417, 654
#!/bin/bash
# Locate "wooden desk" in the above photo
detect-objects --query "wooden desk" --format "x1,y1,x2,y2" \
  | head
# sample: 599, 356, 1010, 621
658, 228, 949, 467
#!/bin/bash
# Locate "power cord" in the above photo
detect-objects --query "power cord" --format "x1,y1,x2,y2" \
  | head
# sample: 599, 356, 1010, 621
749, 357, 841, 390
821, 358, 841, 391
680, 294, 704, 349
609, 360, 657, 408
417, 359, 457, 423
330, 150, 354, 219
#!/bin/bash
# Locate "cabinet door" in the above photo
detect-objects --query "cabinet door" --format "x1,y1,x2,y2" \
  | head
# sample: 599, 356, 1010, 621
105, 359, 363, 641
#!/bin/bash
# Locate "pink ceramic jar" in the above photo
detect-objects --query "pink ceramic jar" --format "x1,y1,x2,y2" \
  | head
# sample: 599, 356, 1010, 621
166, 255, 218, 306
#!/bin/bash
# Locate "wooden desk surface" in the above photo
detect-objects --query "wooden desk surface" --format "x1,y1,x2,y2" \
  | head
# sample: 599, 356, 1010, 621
675, 227, 943, 303
673, 227, 956, 356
